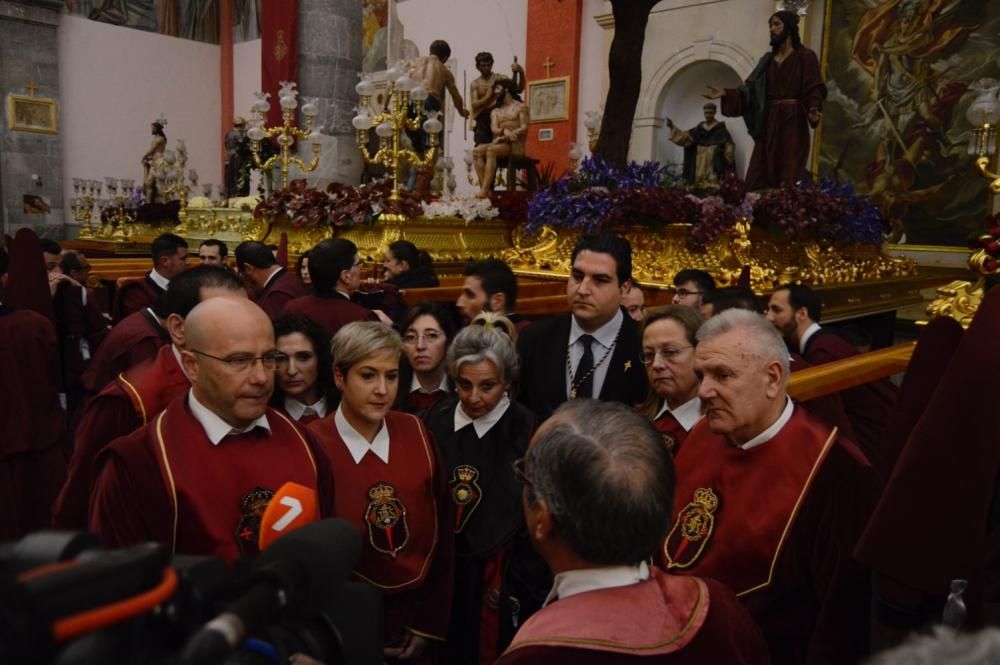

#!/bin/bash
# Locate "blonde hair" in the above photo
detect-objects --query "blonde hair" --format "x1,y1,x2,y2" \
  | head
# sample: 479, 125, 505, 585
331, 321, 402, 373
470, 311, 517, 340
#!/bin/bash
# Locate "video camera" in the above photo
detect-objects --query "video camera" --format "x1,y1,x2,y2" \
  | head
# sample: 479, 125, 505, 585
0, 519, 383, 665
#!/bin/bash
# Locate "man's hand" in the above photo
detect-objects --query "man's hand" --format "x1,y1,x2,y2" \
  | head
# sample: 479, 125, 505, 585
511, 61, 524, 75
704, 86, 724, 100
807, 107, 822, 128
665, 117, 675, 130
398, 632, 430, 660
459, 107, 470, 119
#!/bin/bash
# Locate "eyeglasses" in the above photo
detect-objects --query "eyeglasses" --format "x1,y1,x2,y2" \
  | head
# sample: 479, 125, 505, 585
275, 351, 315, 366
402, 331, 444, 346
674, 289, 703, 298
641, 346, 693, 365
189, 349, 279, 372
511, 457, 531, 489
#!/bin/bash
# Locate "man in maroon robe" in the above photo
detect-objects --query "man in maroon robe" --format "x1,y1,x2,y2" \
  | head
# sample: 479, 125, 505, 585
0, 246, 67, 540
53, 266, 247, 529
235, 240, 307, 318
112, 233, 189, 323
706, 10, 826, 190
662, 309, 879, 664
499, 399, 768, 664
766, 284, 897, 479
89, 296, 333, 562
80, 299, 170, 397
282, 238, 377, 335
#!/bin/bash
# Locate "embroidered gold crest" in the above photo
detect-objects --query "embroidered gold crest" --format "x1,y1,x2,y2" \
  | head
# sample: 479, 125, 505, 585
664, 487, 719, 570
235, 486, 274, 558
274, 30, 288, 62
450, 465, 483, 533
661, 431, 676, 452
365, 481, 409, 558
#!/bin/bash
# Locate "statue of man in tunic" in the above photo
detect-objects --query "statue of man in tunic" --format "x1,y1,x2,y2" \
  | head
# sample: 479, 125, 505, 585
666, 103, 736, 188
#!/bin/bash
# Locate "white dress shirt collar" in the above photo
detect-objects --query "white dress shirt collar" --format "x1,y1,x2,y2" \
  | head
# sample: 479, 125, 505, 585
569, 307, 623, 350
149, 269, 170, 291
187, 389, 271, 446
454, 394, 511, 438
410, 372, 449, 394
284, 396, 328, 421
335, 405, 390, 464
262, 266, 282, 289
543, 561, 650, 607
799, 322, 822, 355
739, 397, 794, 451
654, 395, 703, 432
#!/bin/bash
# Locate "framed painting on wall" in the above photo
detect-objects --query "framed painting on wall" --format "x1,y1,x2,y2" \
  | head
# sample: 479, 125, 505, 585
815, 0, 998, 247
528, 77, 570, 124
7, 95, 58, 135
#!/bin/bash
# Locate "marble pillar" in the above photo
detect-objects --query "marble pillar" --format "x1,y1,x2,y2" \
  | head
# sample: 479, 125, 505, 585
0, 0, 64, 239
292, 0, 363, 187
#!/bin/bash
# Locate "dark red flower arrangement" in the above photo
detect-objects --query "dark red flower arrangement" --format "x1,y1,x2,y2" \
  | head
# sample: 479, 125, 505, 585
968, 212, 1000, 272
255, 179, 423, 228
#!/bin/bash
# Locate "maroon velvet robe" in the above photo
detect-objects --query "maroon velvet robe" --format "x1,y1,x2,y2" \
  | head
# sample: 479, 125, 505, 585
80, 308, 169, 396
308, 411, 454, 655
497, 571, 769, 664
255, 268, 308, 319
722, 47, 825, 190
282, 293, 377, 336
662, 406, 879, 665
53, 281, 110, 396
0, 305, 67, 540
112, 275, 163, 323
53, 345, 190, 529
89, 396, 332, 563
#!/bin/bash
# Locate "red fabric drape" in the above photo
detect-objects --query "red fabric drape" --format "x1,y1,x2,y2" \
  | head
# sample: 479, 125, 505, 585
220, 0, 234, 182
262, 0, 299, 128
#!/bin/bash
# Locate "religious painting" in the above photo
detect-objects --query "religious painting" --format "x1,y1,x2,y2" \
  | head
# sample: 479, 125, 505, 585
816, 0, 998, 247
362, 0, 389, 73
7, 95, 58, 135
528, 77, 569, 124
64, 0, 223, 44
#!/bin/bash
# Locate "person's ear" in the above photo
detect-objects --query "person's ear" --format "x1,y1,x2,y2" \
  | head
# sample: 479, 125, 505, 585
399, 260, 411, 273
763, 359, 785, 399
165, 313, 185, 347
619, 278, 632, 297
333, 365, 346, 391
532, 499, 555, 541
180, 349, 199, 381
488, 292, 506, 313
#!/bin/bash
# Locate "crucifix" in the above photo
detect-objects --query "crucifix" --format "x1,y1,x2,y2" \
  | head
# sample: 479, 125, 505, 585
26, 81, 38, 97
542, 57, 555, 78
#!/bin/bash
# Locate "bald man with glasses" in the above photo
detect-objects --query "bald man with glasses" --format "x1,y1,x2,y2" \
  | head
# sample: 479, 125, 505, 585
89, 297, 334, 563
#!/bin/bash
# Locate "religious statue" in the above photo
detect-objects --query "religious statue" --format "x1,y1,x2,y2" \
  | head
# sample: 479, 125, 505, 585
666, 102, 735, 189
142, 116, 167, 203
224, 117, 252, 198
469, 52, 525, 147
705, 10, 826, 190
473, 78, 529, 198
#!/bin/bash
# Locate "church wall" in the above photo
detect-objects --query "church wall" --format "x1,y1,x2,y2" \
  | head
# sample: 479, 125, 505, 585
58, 13, 221, 226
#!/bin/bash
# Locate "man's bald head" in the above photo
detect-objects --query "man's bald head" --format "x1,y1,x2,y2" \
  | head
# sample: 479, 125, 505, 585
184, 297, 271, 352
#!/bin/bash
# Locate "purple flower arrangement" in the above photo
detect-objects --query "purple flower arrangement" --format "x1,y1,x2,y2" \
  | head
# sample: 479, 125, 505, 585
752, 178, 886, 246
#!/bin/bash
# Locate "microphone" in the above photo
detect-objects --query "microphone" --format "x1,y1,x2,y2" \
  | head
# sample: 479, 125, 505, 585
180, 518, 361, 665
257, 482, 318, 551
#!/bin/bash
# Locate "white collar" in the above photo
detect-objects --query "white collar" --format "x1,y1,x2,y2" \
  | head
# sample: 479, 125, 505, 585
543, 561, 649, 607
144, 307, 164, 329
335, 405, 390, 464
335, 289, 352, 300
569, 307, 623, 349
171, 345, 193, 380
739, 397, 794, 451
187, 389, 271, 446
149, 269, 170, 291
262, 266, 283, 289
654, 395, 703, 432
410, 371, 449, 394
799, 322, 822, 355
284, 395, 328, 420
454, 394, 511, 437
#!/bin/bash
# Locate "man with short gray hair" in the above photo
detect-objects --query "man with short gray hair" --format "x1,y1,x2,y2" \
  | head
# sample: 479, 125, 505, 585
498, 399, 767, 664
662, 309, 880, 664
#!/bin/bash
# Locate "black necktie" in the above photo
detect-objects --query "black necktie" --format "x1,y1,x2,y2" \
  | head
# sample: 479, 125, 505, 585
573, 334, 595, 398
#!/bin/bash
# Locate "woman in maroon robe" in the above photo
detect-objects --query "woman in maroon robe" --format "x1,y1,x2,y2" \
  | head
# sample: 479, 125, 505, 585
395, 302, 456, 418
308, 321, 453, 664
271, 314, 335, 424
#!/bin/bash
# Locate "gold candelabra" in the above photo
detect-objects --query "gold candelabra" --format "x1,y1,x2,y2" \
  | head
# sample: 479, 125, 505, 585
72, 177, 136, 239
248, 82, 321, 190
353, 67, 441, 222
71, 179, 100, 238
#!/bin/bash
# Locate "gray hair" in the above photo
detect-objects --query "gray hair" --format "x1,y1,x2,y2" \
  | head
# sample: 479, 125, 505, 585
331, 321, 402, 372
445, 323, 519, 385
525, 399, 674, 565
867, 626, 1000, 665
697, 308, 790, 380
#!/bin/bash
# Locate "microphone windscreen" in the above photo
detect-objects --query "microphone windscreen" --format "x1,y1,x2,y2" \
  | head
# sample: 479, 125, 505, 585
258, 482, 318, 551
255, 519, 361, 613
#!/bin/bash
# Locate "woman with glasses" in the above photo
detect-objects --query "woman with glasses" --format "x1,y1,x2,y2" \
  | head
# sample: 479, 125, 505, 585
271, 314, 335, 424
308, 321, 452, 663
395, 302, 456, 417
637, 305, 705, 455
423, 320, 548, 664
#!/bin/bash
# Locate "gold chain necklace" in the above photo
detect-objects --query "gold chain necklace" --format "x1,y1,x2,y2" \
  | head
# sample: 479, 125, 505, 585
566, 329, 621, 399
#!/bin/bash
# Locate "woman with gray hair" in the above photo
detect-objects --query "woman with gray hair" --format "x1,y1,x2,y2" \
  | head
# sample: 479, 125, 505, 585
423, 323, 547, 664
306, 321, 453, 662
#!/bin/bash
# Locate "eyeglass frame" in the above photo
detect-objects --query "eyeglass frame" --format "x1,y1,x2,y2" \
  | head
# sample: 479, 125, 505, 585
402, 330, 445, 346
188, 348, 280, 372
641, 345, 693, 365
673, 288, 703, 298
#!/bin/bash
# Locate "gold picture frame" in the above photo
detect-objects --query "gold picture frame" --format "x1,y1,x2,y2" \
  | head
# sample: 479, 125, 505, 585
527, 76, 570, 124
8, 94, 58, 135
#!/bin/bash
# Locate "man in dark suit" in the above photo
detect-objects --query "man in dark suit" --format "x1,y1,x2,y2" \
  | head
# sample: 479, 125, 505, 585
112, 233, 188, 323
766, 283, 897, 478
235, 241, 307, 318
517, 232, 648, 422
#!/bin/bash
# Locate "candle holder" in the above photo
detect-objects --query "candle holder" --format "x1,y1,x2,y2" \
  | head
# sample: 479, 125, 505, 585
247, 83, 321, 190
